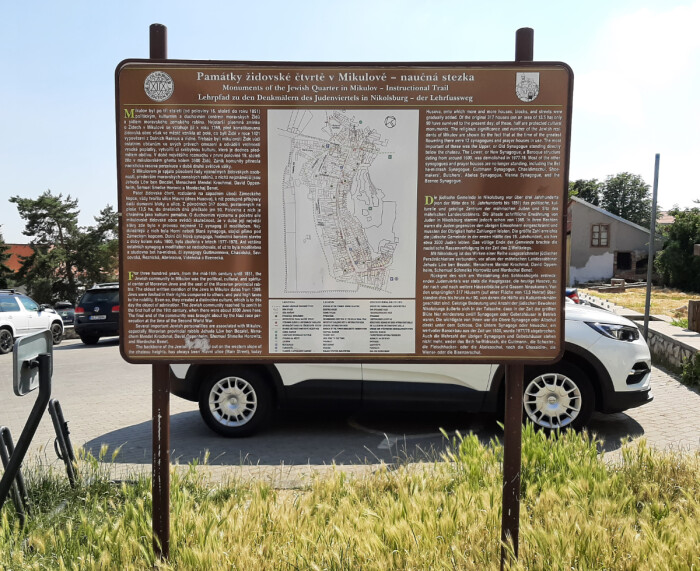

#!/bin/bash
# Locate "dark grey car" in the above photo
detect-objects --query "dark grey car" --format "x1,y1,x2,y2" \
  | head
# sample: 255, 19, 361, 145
74, 283, 120, 345
54, 301, 75, 327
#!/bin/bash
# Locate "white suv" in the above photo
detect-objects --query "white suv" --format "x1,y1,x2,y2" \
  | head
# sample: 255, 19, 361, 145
0, 290, 64, 354
170, 302, 653, 436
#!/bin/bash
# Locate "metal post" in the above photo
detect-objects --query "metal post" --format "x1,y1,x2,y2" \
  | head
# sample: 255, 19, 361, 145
644, 154, 660, 340
0, 428, 26, 526
152, 362, 171, 559
150, 23, 167, 60
148, 23, 171, 560
1, 427, 29, 512
515, 27, 534, 63
49, 399, 77, 487
499, 27, 534, 569
501, 364, 524, 566
0, 353, 52, 511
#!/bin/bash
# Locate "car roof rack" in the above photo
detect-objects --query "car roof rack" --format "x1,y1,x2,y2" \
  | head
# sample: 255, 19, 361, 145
0, 289, 17, 294
90, 282, 119, 289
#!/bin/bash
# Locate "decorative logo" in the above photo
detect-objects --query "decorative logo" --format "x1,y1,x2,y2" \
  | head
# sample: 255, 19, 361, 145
515, 72, 540, 102
144, 71, 174, 102
384, 115, 397, 128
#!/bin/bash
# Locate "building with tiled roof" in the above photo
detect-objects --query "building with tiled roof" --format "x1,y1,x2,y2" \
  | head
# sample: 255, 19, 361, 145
4, 244, 34, 273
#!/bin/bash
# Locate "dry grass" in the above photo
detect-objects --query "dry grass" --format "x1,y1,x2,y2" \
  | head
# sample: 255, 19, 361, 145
2, 429, 699, 570
580, 287, 697, 318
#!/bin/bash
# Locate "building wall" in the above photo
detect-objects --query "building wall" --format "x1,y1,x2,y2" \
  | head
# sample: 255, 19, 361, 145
569, 200, 652, 285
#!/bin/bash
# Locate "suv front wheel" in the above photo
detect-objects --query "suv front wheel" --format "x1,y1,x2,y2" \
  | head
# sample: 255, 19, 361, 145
523, 362, 594, 430
0, 328, 13, 354
198, 368, 273, 437
51, 322, 63, 345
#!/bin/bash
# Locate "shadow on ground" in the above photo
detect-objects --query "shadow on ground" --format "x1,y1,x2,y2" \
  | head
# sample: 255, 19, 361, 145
54, 338, 120, 351
82, 408, 644, 468
588, 411, 645, 454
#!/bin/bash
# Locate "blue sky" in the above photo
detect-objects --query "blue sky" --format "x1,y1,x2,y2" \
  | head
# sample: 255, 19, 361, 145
1, 0, 698, 243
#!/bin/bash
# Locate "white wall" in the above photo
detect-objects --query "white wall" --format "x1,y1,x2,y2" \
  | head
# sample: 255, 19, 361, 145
569, 251, 614, 285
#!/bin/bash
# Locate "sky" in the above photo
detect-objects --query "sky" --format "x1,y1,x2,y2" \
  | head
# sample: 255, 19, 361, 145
1, 0, 698, 244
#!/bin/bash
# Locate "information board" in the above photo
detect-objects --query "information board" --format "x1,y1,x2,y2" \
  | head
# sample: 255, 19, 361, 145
116, 61, 572, 363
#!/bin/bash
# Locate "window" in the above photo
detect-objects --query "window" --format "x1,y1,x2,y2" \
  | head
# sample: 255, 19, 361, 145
591, 224, 609, 247
18, 296, 39, 312
81, 291, 119, 304
0, 298, 20, 312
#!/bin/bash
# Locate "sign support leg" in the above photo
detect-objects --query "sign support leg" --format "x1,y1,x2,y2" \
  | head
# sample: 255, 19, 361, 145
501, 363, 524, 567
499, 27, 534, 569
0, 354, 52, 510
152, 362, 171, 559
147, 23, 170, 561
49, 399, 77, 487
0, 428, 27, 526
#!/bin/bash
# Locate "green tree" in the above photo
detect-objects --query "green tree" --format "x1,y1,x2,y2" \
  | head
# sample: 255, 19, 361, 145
655, 207, 700, 292
0, 229, 12, 288
600, 172, 652, 227
9, 191, 118, 303
569, 179, 602, 206
10, 190, 81, 302
74, 206, 119, 286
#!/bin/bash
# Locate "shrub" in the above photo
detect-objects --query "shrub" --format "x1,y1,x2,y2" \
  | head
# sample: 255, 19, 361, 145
681, 353, 700, 388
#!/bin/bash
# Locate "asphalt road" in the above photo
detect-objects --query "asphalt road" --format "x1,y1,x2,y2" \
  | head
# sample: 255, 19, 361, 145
1, 338, 699, 485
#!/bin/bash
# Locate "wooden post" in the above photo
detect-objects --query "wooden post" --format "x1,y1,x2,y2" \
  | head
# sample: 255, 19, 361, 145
689, 301, 700, 333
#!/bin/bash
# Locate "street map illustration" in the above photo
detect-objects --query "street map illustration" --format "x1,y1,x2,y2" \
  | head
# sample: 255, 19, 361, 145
268, 109, 418, 299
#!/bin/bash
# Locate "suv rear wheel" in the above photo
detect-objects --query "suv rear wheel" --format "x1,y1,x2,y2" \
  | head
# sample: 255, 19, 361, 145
198, 368, 273, 437
80, 335, 100, 345
523, 362, 594, 430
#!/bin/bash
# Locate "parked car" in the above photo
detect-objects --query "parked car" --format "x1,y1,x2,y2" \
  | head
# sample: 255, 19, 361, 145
170, 303, 653, 437
0, 290, 64, 354
74, 283, 120, 345
54, 301, 75, 327
566, 287, 580, 303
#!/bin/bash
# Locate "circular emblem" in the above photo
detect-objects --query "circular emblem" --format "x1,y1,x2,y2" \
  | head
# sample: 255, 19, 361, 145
93, 307, 100, 313
384, 115, 397, 128
144, 71, 174, 102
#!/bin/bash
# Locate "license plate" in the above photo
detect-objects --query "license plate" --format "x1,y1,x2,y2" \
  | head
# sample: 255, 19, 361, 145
89, 315, 107, 320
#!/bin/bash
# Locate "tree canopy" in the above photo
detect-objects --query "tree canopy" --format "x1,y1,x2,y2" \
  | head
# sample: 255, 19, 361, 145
569, 179, 602, 206
655, 206, 700, 293
0, 229, 12, 289
10, 191, 80, 300
73, 206, 119, 288
9, 190, 118, 303
570, 173, 653, 228
599, 172, 652, 227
